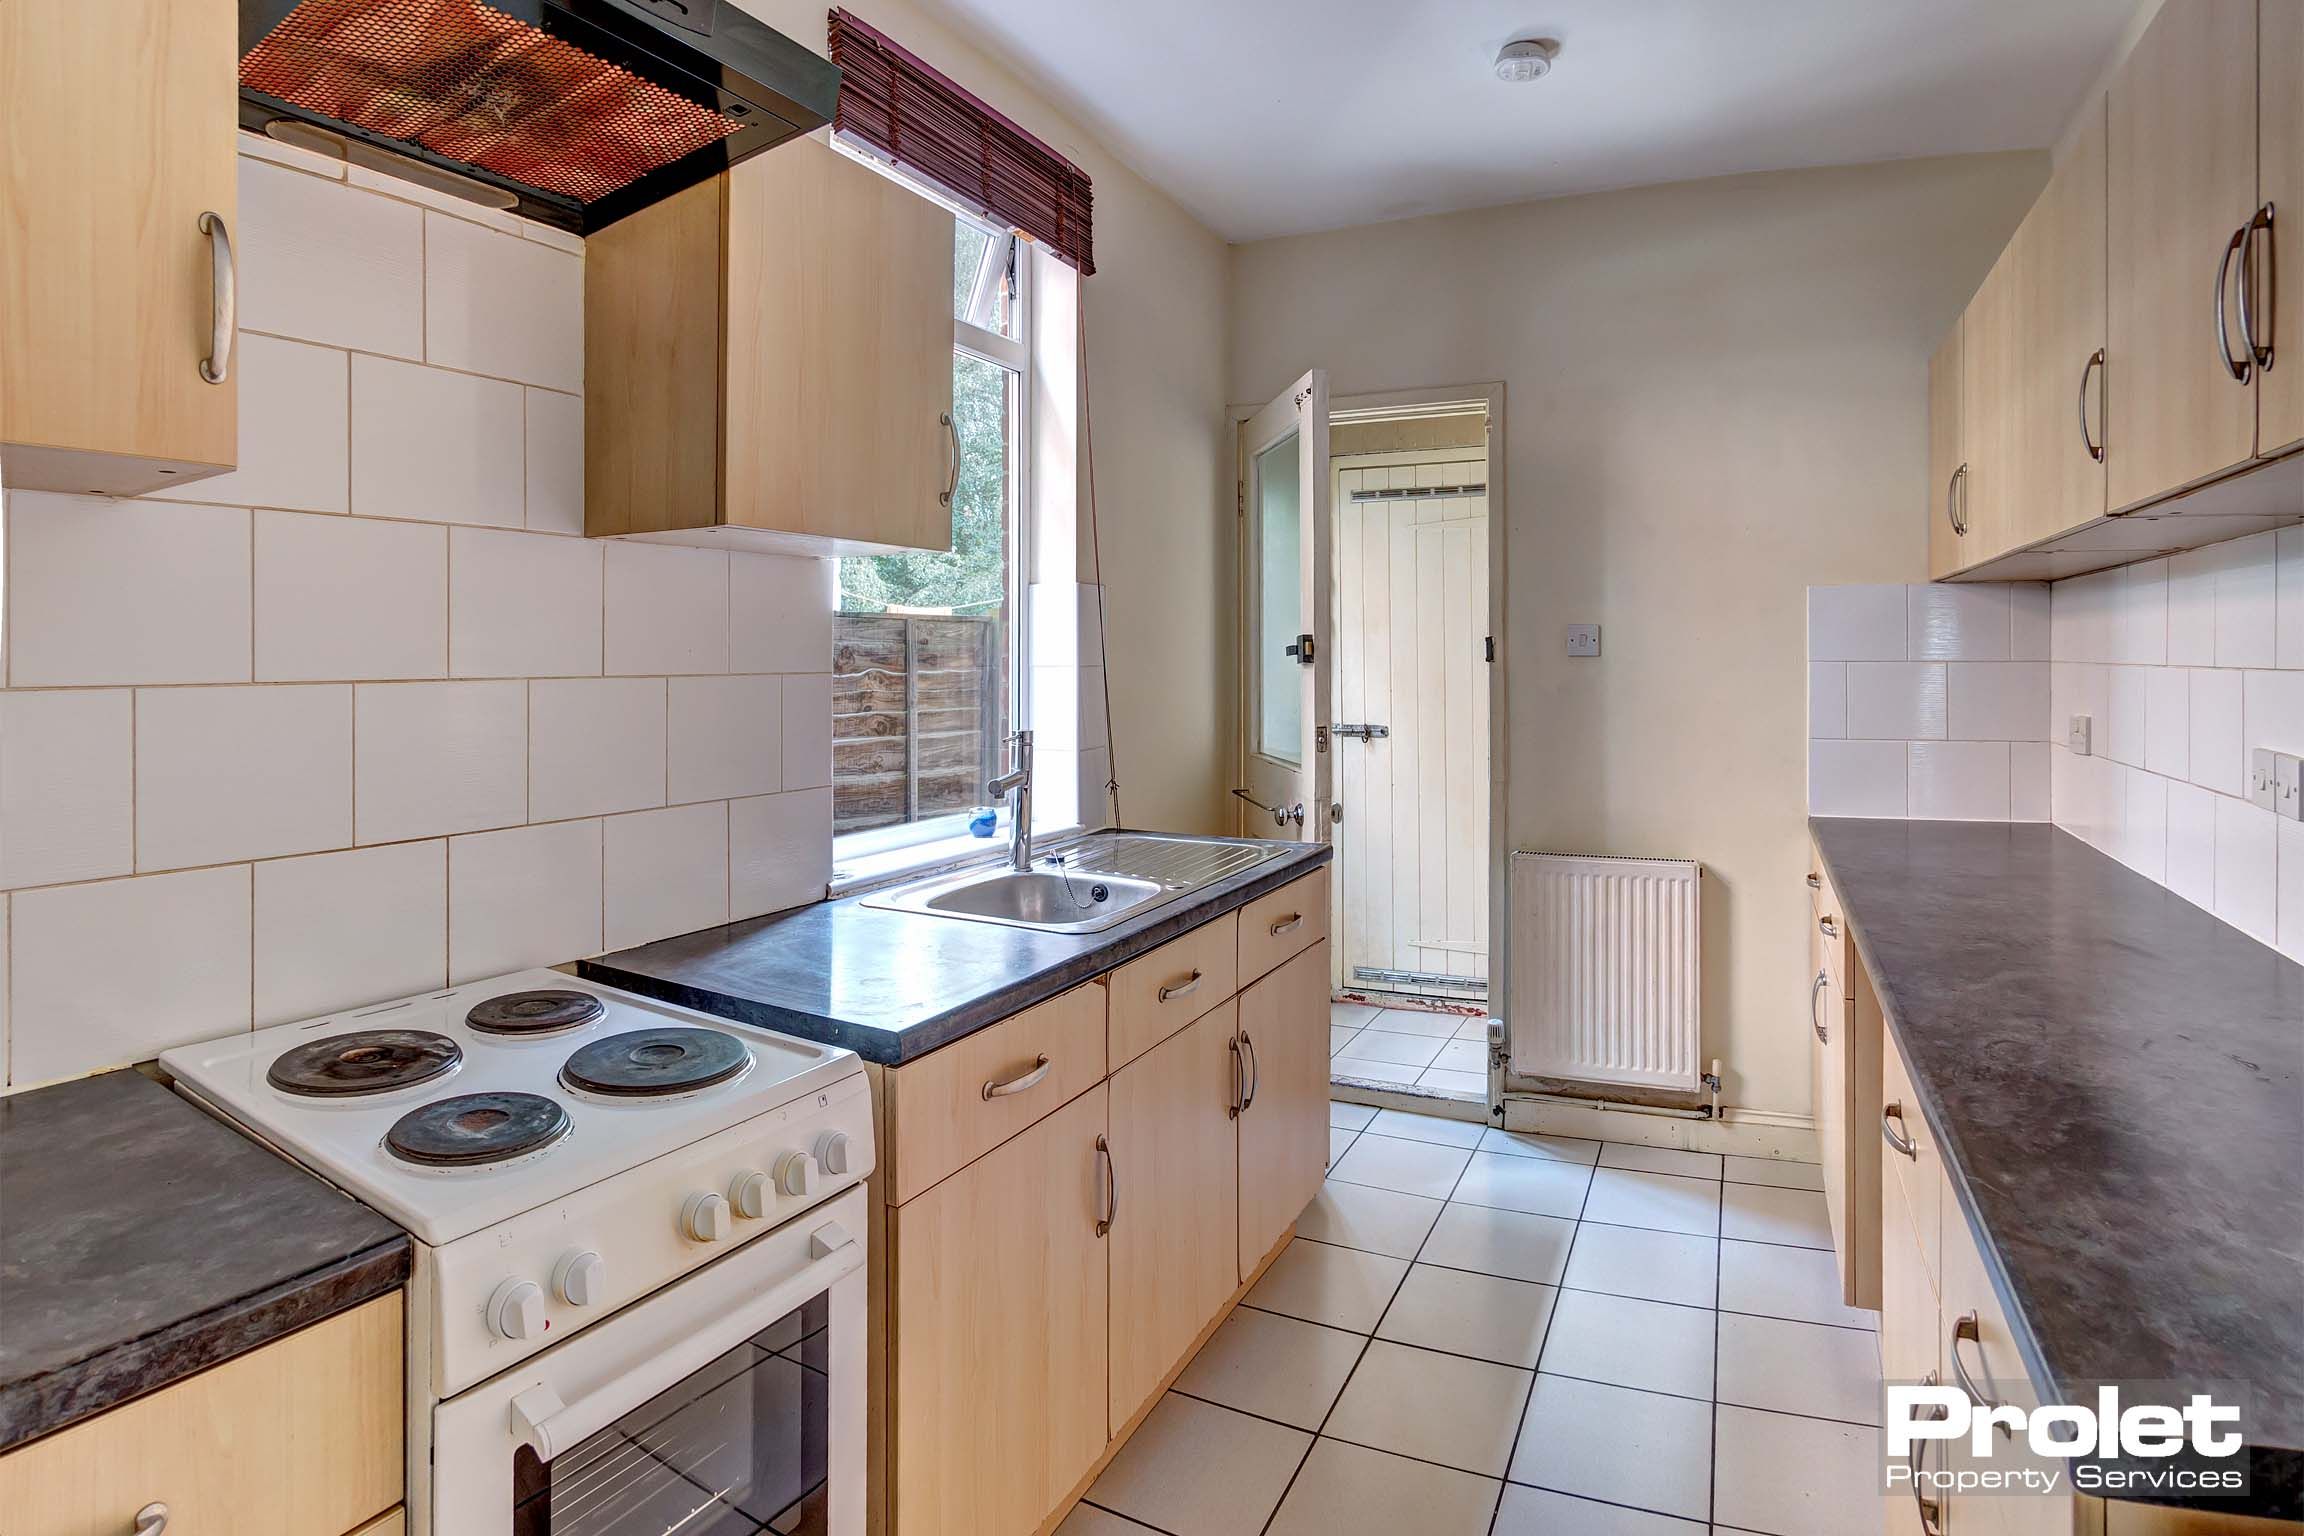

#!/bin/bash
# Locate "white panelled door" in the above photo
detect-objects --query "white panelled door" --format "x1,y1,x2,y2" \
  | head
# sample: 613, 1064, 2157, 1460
1236, 370, 1331, 841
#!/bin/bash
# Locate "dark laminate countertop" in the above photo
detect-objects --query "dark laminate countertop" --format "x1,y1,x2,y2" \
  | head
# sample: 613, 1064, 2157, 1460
0, 1068, 409, 1452
583, 835, 1333, 1065
1809, 818, 2304, 1516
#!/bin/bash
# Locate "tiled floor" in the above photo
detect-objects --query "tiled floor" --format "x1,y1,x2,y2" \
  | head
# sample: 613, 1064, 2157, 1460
1063, 1101, 1879, 1536
1329, 1001, 1489, 1097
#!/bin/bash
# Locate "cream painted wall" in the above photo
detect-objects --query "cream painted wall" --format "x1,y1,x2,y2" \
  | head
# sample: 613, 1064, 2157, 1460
736, 1, 1235, 835
1229, 152, 2048, 1116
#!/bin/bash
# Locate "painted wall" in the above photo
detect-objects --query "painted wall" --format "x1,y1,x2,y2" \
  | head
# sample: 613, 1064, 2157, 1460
1229, 152, 2048, 1117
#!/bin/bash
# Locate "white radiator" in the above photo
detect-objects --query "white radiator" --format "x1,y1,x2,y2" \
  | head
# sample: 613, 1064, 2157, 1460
1509, 852, 1703, 1091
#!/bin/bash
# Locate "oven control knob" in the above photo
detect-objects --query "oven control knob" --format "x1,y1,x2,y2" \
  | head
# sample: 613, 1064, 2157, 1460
682, 1191, 732, 1243
488, 1278, 546, 1341
775, 1150, 816, 1199
813, 1131, 853, 1177
730, 1170, 772, 1219
553, 1250, 605, 1308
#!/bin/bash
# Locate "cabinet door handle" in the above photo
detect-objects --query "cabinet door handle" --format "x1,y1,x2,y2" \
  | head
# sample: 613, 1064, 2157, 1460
1949, 1312, 2013, 1434
1811, 970, 1831, 1044
2217, 222, 2253, 382
1882, 1100, 1917, 1159
133, 1505, 168, 1536
198, 212, 234, 385
1817, 915, 1838, 940
1269, 913, 1304, 937
1909, 1373, 1947, 1535
1157, 970, 1203, 1002
2241, 202, 2276, 371
1239, 1029, 1259, 1112
1228, 1037, 1243, 1119
1805, 872, 1821, 890
1946, 463, 1969, 537
981, 1054, 1051, 1101
2077, 348, 2105, 463
938, 411, 959, 507
1094, 1134, 1116, 1236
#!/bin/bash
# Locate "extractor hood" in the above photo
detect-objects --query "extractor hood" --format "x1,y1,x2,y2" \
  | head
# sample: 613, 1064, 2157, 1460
237, 0, 839, 234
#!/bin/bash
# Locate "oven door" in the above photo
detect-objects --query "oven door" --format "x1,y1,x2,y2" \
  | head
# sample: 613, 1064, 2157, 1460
431, 1185, 866, 1536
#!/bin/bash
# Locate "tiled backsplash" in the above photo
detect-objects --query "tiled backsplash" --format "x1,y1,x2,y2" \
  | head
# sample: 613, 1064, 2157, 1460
1806, 583, 2052, 820
2047, 530, 2304, 961
0, 137, 837, 1088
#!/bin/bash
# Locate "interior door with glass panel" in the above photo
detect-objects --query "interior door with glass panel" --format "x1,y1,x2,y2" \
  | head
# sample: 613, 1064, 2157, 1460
1237, 370, 1331, 841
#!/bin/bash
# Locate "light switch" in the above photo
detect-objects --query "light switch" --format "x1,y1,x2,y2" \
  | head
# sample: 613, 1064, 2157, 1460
2066, 715, 2092, 756
2256, 748, 2304, 820
1565, 623, 1601, 657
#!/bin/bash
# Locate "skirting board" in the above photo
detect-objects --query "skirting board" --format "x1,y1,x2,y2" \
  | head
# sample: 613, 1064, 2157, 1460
1500, 1096, 1819, 1161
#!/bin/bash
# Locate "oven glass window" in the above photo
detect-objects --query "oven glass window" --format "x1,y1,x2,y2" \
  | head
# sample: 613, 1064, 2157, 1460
514, 1295, 828, 1536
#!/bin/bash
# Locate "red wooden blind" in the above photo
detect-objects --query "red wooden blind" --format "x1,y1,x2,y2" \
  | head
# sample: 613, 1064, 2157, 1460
827, 9, 1095, 275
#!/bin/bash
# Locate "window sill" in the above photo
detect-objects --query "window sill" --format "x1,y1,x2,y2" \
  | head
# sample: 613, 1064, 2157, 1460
830, 822, 1087, 898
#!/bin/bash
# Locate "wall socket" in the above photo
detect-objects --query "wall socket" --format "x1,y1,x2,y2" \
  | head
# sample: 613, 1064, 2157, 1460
2066, 714, 2092, 756
1565, 623, 1601, 657
2248, 748, 2304, 820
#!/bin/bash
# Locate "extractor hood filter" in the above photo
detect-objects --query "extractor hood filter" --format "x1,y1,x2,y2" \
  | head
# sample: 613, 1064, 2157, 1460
238, 0, 839, 233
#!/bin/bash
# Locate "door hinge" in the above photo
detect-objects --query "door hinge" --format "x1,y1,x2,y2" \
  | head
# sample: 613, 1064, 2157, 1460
1484, 636, 1495, 663
1284, 632, 1315, 665
1236, 480, 1245, 517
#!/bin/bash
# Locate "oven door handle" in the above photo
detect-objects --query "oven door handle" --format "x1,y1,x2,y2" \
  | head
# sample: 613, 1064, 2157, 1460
509, 1220, 864, 1461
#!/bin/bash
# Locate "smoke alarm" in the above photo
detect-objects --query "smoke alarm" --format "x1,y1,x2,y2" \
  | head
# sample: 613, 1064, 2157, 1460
1495, 38, 1560, 82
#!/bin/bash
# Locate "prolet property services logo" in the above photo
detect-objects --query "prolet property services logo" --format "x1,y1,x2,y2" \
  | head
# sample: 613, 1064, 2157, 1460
1885, 1379, 2252, 1500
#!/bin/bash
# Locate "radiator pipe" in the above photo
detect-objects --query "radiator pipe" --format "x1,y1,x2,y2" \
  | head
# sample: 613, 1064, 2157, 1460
1509, 1058, 1727, 1122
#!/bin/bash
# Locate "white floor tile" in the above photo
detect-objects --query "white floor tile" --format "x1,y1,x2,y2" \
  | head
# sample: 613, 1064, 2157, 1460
1453, 1016, 1491, 1039
1330, 1125, 1359, 1163
1375, 1263, 1556, 1368
1297, 1180, 1446, 1259
1492, 1485, 1707, 1536
1724, 1155, 1826, 1191
1173, 1307, 1366, 1430
1086, 1393, 1310, 1536
1721, 1183, 1835, 1250
1334, 1030, 1445, 1068
1537, 1290, 1715, 1400
1332, 1025, 1362, 1055
1331, 1100, 1379, 1131
1598, 1143, 1722, 1180
1264, 1439, 1500, 1536
1718, 1240, 1877, 1331
1449, 1151, 1593, 1218
1508, 1374, 1713, 1521
1246, 1240, 1410, 1333
1561, 1223, 1720, 1309
1368, 1107, 1487, 1148
1056, 1504, 1163, 1536
1418, 1204, 1577, 1285
1712, 1404, 1881, 1536
1366, 1007, 1465, 1038
1332, 1056, 1425, 1087
1428, 1038, 1488, 1074
1329, 1133, 1473, 1200
1479, 1128, 1601, 1164
1322, 1339, 1532, 1477
1717, 1312, 1881, 1426
1419, 1068, 1491, 1096
1581, 1168, 1721, 1237
1331, 1001, 1382, 1031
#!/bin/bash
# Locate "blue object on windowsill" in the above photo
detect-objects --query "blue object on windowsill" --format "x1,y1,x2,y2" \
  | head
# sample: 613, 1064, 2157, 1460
968, 807, 999, 839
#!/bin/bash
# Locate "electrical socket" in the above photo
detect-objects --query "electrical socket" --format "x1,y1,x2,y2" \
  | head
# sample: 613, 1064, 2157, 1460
1565, 623, 1601, 657
2067, 714, 2092, 756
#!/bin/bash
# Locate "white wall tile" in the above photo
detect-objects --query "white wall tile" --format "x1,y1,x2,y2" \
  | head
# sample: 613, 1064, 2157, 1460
780, 674, 833, 791
2213, 796, 2280, 945
2009, 583, 2051, 661
6, 494, 249, 686
1032, 663, 1082, 749
1806, 587, 1906, 661
2166, 548, 2217, 665
1909, 584, 2009, 660
237, 132, 345, 180
2011, 742, 2051, 821
1032, 745, 1080, 831
2114, 559, 2167, 666
355, 681, 527, 843
2104, 667, 2147, 766
2245, 668, 2304, 757
669, 676, 783, 803
1844, 662, 1945, 740
2277, 528, 2304, 669
1946, 662, 2047, 742
424, 212, 583, 391
255, 840, 446, 1025
2120, 767, 2167, 884
346, 164, 524, 234
524, 389, 585, 535
1078, 747, 1113, 828
1029, 580, 1082, 672
7, 866, 251, 1085
523, 222, 585, 255
1078, 584, 1108, 669
730, 555, 833, 673
136, 686, 350, 870
1909, 741, 2009, 820
2213, 531, 2278, 669
530, 678, 666, 820
0, 691, 133, 889
2165, 780, 2218, 911
237, 159, 422, 356
1078, 667, 1109, 752
2278, 819, 2304, 964
449, 526, 602, 678
1807, 740, 1905, 817
603, 802, 727, 951
731, 788, 833, 920
1807, 664, 1846, 739
605, 543, 729, 675
2144, 667, 2190, 779
2186, 668, 2245, 797
351, 354, 524, 526
255, 510, 446, 680
144, 335, 348, 513
447, 818, 600, 982
2051, 570, 2117, 663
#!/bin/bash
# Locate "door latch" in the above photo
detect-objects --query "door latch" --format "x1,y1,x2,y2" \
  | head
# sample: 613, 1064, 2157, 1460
1284, 633, 1316, 665
1332, 723, 1389, 740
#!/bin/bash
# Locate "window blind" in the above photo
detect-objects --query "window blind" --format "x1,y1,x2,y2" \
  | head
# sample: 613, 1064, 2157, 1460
826, 8, 1095, 275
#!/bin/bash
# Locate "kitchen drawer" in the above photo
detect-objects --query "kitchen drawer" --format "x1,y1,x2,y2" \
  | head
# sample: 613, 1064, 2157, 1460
882, 982, 1107, 1204
0, 1294, 403, 1536
1237, 868, 1329, 986
1881, 1027, 1944, 1297
1107, 911, 1239, 1070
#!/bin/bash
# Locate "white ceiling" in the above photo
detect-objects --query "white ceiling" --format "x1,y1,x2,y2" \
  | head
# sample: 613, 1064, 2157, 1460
921, 0, 2142, 241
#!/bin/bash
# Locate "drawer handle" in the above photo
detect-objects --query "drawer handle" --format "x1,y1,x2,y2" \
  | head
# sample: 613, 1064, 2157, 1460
1228, 1037, 1243, 1118
1158, 970, 1204, 1002
1882, 1100, 1917, 1159
1095, 1134, 1117, 1236
1269, 913, 1304, 936
982, 1054, 1052, 1101
1810, 970, 1831, 1044
134, 1505, 168, 1536
1805, 872, 1821, 890
1909, 1373, 1947, 1535
198, 213, 234, 385
1239, 1029, 1260, 1112
1949, 1312, 2013, 1435
1817, 914, 1838, 940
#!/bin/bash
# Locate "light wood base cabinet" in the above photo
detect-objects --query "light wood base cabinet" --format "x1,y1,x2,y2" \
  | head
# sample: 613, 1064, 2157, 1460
1237, 941, 1333, 1276
1810, 843, 1880, 1311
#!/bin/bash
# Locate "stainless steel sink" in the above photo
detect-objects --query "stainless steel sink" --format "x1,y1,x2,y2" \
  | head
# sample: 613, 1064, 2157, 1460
860, 832, 1295, 934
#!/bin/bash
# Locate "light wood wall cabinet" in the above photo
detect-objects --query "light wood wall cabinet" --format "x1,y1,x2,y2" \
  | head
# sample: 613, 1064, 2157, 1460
0, 1294, 403, 1536
586, 135, 955, 555
2257, 0, 2304, 457
0, 0, 239, 496
876, 869, 1332, 1536
1928, 322, 1972, 580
